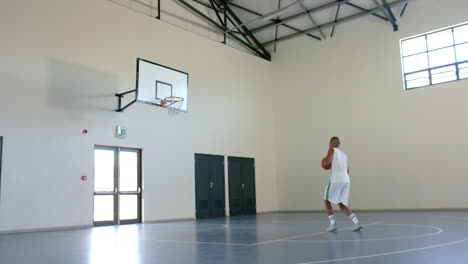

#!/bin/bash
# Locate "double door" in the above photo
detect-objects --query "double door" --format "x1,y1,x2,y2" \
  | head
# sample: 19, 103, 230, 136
93, 146, 142, 226
195, 154, 225, 219
228, 157, 256, 216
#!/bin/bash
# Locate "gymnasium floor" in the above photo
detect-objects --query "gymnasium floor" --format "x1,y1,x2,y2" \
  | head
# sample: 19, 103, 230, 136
1, 211, 467, 264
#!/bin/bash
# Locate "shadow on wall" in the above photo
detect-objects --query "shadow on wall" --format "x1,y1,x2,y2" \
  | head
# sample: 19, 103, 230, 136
47, 59, 119, 120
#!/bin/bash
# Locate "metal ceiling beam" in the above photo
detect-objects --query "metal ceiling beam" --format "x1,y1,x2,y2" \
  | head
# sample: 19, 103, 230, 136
193, 0, 220, 11
220, 1, 271, 60
132, 0, 218, 31
282, 24, 320, 40
345, 2, 389, 22
208, 0, 228, 43
209, 0, 225, 26
174, 0, 270, 60
194, 0, 250, 42
209, 0, 255, 46
382, 0, 398, 22
228, 2, 321, 41
372, 0, 398, 31
223, 3, 227, 43
191, 0, 275, 58
274, 0, 282, 52
295, 0, 326, 40
400, 3, 409, 16
250, 0, 352, 34
193, 0, 320, 50
262, 0, 412, 47
330, 1, 341, 38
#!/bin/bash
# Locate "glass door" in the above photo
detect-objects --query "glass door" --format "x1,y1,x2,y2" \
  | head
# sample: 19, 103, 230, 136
94, 147, 117, 226
93, 146, 142, 226
118, 148, 142, 225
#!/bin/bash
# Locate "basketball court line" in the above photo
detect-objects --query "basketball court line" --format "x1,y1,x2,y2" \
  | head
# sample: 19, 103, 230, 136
295, 238, 468, 264
295, 213, 468, 263
247, 222, 383, 246
148, 224, 228, 232
417, 214, 468, 221
145, 222, 383, 247
196, 225, 229, 231
149, 239, 250, 246
285, 223, 443, 243
201, 220, 329, 225
143, 213, 466, 250
203, 220, 304, 223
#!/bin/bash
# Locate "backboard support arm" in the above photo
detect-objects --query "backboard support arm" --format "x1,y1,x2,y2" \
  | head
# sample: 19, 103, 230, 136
115, 89, 137, 112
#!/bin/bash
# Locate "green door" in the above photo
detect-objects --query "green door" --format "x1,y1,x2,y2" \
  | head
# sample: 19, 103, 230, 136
195, 154, 225, 219
228, 158, 243, 216
228, 157, 256, 216
242, 158, 256, 214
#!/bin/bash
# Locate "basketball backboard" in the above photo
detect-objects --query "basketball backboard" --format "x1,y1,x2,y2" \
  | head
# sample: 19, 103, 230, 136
136, 58, 188, 111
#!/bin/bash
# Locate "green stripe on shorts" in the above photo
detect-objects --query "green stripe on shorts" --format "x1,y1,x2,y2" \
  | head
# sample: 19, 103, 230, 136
325, 183, 331, 200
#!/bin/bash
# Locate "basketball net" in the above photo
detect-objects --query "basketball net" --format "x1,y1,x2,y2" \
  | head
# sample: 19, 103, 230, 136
161, 96, 184, 116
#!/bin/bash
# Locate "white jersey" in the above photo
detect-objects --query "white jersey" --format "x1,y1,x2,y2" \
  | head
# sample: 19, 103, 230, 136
330, 148, 350, 183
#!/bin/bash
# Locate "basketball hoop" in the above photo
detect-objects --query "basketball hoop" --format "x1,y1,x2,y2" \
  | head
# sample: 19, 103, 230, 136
161, 96, 184, 115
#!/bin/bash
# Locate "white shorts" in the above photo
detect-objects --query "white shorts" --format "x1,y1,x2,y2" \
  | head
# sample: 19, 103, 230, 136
324, 182, 350, 206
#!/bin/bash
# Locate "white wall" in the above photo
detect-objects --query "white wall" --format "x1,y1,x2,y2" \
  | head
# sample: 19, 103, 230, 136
273, 0, 468, 211
0, 0, 277, 231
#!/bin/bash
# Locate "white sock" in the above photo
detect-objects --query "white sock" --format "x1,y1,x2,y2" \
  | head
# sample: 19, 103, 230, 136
328, 215, 336, 225
349, 213, 359, 224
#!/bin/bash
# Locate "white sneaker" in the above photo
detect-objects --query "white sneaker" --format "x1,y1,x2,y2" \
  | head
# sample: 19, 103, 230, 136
327, 224, 338, 232
352, 223, 363, 231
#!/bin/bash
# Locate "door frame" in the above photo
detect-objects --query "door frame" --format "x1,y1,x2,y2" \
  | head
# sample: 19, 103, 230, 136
93, 145, 143, 226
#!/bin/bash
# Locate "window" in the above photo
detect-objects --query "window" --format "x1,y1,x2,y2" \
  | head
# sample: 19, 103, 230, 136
401, 22, 468, 90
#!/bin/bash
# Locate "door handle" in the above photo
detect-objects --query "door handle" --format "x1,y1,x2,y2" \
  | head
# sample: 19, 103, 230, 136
242, 184, 245, 189
137, 187, 141, 194
114, 187, 118, 194
210, 182, 214, 189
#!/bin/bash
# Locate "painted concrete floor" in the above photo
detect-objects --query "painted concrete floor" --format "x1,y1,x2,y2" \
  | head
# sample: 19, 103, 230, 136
1, 211, 468, 264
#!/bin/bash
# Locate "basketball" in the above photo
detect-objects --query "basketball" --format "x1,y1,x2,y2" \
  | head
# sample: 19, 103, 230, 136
321, 157, 331, 170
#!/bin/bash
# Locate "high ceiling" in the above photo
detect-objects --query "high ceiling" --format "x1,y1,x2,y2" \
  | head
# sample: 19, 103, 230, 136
180, 0, 412, 60
112, 0, 413, 60
229, 0, 406, 42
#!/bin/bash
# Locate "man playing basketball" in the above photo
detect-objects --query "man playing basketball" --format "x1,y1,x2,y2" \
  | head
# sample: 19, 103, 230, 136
323, 137, 362, 232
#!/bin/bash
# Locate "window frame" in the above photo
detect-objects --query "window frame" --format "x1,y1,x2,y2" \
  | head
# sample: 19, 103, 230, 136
401, 22, 468, 90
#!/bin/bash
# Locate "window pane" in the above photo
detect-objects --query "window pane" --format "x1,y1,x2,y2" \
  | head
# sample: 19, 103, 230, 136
119, 151, 138, 192
460, 63, 468, 79
427, 29, 454, 50
406, 71, 429, 81
120, 195, 138, 220
403, 53, 428, 73
94, 195, 114, 222
402, 36, 427, 56
454, 25, 468, 44
455, 43, 468, 62
94, 149, 115, 192
428, 47, 456, 67
406, 71, 430, 89
431, 66, 457, 84
406, 79, 430, 89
